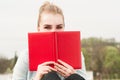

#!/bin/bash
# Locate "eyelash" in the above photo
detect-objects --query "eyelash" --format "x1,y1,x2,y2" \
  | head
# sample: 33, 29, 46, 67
44, 26, 51, 29
56, 26, 62, 29
44, 26, 63, 30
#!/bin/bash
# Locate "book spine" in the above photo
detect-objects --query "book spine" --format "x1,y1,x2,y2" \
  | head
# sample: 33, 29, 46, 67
54, 32, 58, 62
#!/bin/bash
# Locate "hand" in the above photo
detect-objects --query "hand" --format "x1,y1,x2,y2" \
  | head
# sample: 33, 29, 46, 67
54, 59, 75, 78
34, 61, 57, 80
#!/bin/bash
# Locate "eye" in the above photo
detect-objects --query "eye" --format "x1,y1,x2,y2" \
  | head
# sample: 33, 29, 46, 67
44, 25, 52, 29
56, 25, 63, 29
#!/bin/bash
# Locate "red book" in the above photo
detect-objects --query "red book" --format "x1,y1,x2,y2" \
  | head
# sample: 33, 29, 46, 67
28, 31, 81, 71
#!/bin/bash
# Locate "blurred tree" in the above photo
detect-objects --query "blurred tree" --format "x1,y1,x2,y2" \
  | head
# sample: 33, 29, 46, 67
82, 48, 92, 70
9, 51, 18, 70
82, 37, 120, 78
0, 57, 10, 73
103, 46, 120, 78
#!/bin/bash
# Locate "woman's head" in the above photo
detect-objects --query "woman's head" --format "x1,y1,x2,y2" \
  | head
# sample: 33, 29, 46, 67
37, 1, 65, 32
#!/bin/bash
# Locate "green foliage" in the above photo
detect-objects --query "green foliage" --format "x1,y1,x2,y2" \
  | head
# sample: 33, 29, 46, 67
82, 37, 120, 79
9, 52, 18, 70
82, 48, 92, 70
0, 51, 18, 74
104, 46, 118, 67
0, 57, 10, 73
103, 46, 120, 73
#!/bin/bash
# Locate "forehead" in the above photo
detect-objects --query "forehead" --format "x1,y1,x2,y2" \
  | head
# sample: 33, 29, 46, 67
40, 12, 64, 25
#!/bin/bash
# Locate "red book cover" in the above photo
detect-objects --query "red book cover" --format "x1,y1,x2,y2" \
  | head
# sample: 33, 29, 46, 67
28, 31, 81, 71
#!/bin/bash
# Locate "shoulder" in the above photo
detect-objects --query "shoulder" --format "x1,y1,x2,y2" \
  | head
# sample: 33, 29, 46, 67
15, 48, 29, 67
18, 49, 28, 59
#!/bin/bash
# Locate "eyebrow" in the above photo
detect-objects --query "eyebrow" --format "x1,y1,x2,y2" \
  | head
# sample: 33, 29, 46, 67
57, 24, 64, 26
43, 24, 51, 26
43, 24, 64, 26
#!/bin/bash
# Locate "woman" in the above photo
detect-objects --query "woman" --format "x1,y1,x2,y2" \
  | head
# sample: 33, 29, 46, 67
12, 1, 86, 80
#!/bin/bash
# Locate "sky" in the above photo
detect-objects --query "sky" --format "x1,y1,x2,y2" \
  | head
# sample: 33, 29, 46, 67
0, 0, 120, 59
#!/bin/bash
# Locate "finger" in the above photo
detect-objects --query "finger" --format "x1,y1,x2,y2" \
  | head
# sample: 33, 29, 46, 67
44, 66, 52, 72
55, 68, 66, 77
54, 63, 66, 71
47, 66, 57, 71
42, 71, 49, 75
57, 59, 73, 69
40, 66, 57, 72
54, 65, 72, 74
54, 65, 66, 75
41, 61, 55, 66
54, 65, 65, 73
54, 66, 69, 78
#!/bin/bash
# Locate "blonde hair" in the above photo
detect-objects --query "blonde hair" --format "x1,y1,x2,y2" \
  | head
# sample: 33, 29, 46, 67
37, 1, 64, 27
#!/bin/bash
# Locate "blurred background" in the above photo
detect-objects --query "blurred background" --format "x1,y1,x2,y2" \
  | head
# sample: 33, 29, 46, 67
0, 0, 120, 80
